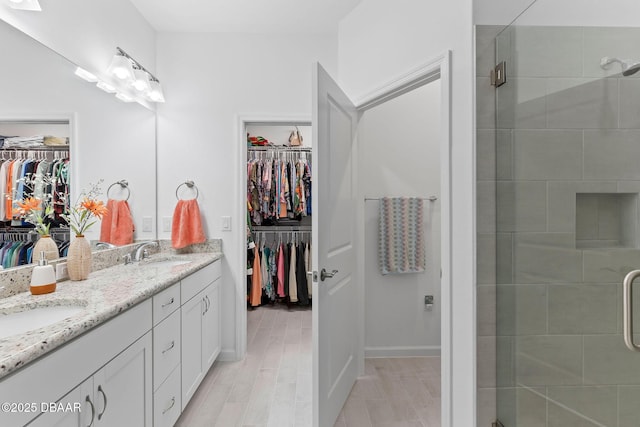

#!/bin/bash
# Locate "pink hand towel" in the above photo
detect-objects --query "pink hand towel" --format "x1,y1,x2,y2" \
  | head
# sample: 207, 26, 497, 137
172, 199, 206, 249
100, 199, 135, 246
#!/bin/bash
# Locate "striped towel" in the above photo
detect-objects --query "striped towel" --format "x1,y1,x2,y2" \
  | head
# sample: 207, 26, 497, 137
378, 197, 425, 275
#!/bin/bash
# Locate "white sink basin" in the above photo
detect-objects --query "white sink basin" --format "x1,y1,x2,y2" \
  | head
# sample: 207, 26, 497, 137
0, 304, 85, 340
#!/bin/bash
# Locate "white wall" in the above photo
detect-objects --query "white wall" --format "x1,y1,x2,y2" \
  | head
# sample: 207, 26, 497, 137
475, 0, 640, 26
0, 18, 156, 243
360, 81, 441, 357
155, 32, 337, 358
0, 0, 156, 81
339, 1, 475, 425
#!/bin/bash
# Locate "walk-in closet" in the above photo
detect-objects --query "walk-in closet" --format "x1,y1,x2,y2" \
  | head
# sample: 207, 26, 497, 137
245, 123, 313, 312
0, 119, 70, 266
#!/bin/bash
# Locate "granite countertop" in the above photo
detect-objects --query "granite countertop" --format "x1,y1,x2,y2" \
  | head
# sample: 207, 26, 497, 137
0, 251, 222, 380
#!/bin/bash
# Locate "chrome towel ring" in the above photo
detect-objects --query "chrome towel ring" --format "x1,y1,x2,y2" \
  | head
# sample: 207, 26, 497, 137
176, 180, 199, 200
106, 180, 130, 201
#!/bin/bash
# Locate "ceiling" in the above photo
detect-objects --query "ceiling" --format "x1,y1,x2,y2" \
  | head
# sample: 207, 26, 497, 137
129, 0, 364, 33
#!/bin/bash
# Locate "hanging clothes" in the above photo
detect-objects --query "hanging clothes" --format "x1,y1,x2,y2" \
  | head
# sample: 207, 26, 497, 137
250, 246, 263, 307
247, 153, 311, 225
277, 243, 286, 298
289, 242, 298, 303
296, 242, 309, 305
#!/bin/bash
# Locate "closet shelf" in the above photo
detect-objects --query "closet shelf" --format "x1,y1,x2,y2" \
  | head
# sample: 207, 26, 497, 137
0, 119, 70, 125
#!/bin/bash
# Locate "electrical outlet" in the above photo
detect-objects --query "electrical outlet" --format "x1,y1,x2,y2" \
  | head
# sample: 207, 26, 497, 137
424, 295, 434, 311
56, 262, 69, 281
142, 216, 153, 232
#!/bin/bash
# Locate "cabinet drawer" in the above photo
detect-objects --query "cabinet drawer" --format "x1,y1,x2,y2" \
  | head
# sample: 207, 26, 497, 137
153, 364, 181, 427
153, 309, 181, 390
153, 281, 180, 326
181, 261, 220, 303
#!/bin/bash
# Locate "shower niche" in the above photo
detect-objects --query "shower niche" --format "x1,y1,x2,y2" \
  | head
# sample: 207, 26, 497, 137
576, 193, 638, 249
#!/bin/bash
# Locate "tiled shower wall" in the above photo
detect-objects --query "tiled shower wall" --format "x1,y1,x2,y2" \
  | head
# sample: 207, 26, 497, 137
489, 25, 640, 427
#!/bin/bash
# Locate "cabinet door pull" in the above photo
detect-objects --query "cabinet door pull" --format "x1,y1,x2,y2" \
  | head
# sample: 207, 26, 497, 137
202, 297, 207, 316
205, 295, 211, 313
162, 396, 176, 415
161, 297, 175, 308
162, 340, 175, 354
97, 385, 108, 420
85, 395, 95, 427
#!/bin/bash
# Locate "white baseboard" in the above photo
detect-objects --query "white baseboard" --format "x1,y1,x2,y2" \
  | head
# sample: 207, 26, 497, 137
217, 348, 239, 362
364, 345, 441, 358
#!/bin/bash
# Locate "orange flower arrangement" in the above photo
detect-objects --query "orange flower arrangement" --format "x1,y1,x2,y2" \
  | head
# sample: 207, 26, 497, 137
62, 181, 108, 236
16, 197, 54, 235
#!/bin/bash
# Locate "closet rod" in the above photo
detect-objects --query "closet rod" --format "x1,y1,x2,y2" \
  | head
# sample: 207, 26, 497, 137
365, 196, 438, 202
248, 146, 312, 151
1, 147, 70, 151
253, 225, 312, 232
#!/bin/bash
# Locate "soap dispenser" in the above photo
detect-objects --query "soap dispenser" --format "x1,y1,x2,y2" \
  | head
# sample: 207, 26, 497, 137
31, 251, 56, 295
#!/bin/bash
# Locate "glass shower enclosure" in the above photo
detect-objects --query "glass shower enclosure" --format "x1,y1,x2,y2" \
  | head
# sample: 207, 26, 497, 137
488, 0, 640, 425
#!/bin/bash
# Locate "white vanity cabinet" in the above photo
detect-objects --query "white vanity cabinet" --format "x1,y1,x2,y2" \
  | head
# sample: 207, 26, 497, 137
0, 258, 222, 427
91, 332, 153, 426
28, 378, 92, 427
31, 332, 153, 427
152, 282, 182, 427
1, 299, 154, 427
181, 262, 221, 409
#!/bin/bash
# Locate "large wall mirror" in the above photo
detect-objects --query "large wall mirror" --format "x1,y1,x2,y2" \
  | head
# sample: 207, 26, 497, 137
0, 18, 157, 269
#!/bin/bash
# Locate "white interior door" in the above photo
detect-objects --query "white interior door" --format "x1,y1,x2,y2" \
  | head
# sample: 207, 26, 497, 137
312, 62, 359, 427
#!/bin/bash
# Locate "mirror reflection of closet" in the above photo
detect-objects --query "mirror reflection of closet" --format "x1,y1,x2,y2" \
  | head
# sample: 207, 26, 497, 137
0, 18, 158, 266
0, 119, 71, 268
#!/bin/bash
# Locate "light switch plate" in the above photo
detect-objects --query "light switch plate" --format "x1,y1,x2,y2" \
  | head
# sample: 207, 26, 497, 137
222, 216, 231, 231
162, 216, 172, 233
142, 216, 152, 232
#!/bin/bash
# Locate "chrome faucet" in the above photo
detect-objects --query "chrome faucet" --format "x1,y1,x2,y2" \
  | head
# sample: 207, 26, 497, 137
133, 241, 159, 262
95, 241, 117, 250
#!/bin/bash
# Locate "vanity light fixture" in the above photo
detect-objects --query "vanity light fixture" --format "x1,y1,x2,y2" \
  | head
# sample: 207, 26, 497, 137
7, 0, 41, 11
107, 47, 165, 103
147, 79, 165, 103
131, 68, 150, 92
96, 81, 117, 94
107, 50, 135, 81
74, 67, 98, 83
115, 92, 134, 103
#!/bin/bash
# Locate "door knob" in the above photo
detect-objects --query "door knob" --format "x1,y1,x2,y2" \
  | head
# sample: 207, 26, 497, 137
320, 268, 338, 281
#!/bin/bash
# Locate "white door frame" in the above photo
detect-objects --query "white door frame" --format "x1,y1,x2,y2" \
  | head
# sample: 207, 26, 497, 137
352, 50, 452, 426
234, 50, 452, 425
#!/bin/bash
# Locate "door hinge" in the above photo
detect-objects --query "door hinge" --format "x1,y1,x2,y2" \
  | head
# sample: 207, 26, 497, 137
490, 61, 507, 87
492, 419, 505, 427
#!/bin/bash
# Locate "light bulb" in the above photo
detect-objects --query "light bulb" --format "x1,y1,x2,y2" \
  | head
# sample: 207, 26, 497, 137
107, 54, 134, 81
7, 0, 41, 10
74, 67, 98, 83
131, 69, 150, 92
147, 80, 165, 103
96, 81, 117, 93
115, 93, 134, 103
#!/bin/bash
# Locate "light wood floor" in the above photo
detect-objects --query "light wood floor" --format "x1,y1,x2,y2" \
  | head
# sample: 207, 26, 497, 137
176, 305, 440, 427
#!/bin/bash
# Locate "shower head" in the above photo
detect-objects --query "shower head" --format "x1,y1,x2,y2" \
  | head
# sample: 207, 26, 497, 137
600, 56, 640, 76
